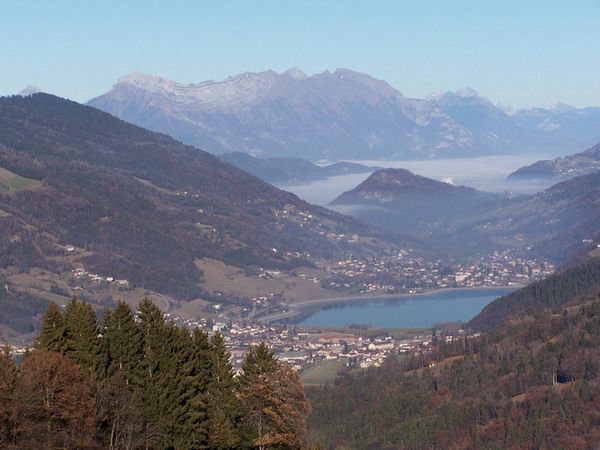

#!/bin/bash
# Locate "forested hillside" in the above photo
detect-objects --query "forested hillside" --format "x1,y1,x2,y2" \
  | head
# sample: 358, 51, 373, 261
308, 258, 600, 449
469, 256, 600, 330
0, 93, 405, 337
0, 298, 309, 449
508, 141, 600, 182
0, 94, 394, 293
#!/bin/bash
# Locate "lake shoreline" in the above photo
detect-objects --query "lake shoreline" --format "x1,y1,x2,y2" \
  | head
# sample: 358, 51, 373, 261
258, 285, 522, 324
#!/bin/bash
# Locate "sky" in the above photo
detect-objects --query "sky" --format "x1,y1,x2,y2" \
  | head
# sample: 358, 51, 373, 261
2, 0, 600, 108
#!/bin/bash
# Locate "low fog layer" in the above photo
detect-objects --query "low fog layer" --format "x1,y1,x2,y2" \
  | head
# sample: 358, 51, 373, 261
281, 155, 552, 206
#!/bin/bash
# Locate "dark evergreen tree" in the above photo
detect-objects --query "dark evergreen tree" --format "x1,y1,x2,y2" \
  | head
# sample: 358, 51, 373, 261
238, 342, 278, 387
208, 331, 240, 448
63, 297, 103, 380
103, 301, 142, 382
35, 301, 67, 353
137, 298, 172, 447
171, 326, 210, 449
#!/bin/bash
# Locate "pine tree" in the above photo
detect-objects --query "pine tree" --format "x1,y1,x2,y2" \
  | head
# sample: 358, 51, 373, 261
63, 297, 103, 380
103, 301, 142, 382
238, 342, 278, 387
137, 298, 172, 447
35, 302, 67, 353
171, 326, 210, 449
208, 331, 240, 448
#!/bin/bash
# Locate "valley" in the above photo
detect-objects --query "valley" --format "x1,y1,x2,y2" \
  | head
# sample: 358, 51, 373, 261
2, 93, 597, 346
5, 3, 600, 448
220, 152, 380, 186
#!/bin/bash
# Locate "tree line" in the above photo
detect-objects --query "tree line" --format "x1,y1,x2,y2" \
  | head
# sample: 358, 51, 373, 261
0, 298, 310, 449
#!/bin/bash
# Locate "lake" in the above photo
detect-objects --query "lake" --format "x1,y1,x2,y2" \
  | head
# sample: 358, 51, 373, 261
295, 287, 515, 328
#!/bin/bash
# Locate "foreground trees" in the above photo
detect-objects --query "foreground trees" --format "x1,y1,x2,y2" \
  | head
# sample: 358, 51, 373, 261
0, 298, 309, 449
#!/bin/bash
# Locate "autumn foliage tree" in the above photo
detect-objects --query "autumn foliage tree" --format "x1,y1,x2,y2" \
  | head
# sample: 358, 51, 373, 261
239, 343, 311, 449
0, 346, 18, 447
15, 350, 97, 449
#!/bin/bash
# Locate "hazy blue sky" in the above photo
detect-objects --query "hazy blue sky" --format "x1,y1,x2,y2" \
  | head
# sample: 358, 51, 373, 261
2, 0, 600, 108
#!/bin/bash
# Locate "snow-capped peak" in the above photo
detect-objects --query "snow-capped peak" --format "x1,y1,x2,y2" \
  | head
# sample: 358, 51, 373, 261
114, 70, 277, 110
117, 71, 172, 88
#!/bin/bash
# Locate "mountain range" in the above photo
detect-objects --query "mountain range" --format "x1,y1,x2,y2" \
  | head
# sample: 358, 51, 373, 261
87, 68, 600, 161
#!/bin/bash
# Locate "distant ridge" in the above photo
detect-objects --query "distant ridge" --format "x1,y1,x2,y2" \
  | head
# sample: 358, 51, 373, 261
220, 152, 380, 185
508, 141, 600, 182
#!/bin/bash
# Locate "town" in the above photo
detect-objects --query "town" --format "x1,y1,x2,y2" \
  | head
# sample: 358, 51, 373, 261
321, 248, 555, 294
162, 313, 464, 376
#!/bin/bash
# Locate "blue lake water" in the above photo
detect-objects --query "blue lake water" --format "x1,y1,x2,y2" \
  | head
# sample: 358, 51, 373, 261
296, 288, 515, 328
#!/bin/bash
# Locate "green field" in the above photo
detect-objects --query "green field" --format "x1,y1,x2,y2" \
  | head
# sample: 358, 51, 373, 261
0, 167, 40, 195
300, 358, 346, 387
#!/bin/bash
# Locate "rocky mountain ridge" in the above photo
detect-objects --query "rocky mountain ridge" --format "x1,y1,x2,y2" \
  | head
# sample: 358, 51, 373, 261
88, 68, 600, 161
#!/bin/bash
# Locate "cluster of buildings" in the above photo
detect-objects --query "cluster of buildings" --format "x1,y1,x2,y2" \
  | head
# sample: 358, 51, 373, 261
70, 267, 130, 288
165, 313, 435, 372
322, 249, 554, 295
273, 204, 361, 245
